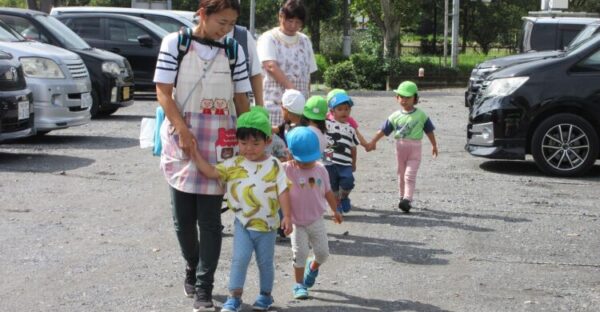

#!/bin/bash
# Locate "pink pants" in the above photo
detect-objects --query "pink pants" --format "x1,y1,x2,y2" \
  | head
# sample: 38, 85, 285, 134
395, 139, 422, 201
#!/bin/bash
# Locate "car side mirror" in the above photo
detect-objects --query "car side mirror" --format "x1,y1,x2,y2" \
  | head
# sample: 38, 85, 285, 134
137, 34, 153, 47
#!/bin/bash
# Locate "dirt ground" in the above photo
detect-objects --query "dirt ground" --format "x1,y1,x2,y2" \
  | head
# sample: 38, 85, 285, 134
1, 89, 599, 312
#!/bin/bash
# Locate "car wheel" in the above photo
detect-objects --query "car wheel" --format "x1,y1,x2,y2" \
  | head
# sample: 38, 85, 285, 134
35, 130, 50, 136
98, 107, 119, 116
90, 90, 100, 118
531, 113, 599, 177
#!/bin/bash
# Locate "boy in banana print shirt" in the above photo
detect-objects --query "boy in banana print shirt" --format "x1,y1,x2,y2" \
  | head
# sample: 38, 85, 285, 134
192, 107, 292, 311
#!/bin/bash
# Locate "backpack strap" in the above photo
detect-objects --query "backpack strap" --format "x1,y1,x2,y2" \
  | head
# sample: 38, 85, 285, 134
175, 26, 193, 87
224, 36, 239, 76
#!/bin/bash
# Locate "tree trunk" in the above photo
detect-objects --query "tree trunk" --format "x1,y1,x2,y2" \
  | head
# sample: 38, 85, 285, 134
26, 0, 38, 10
308, 18, 320, 53
39, 0, 54, 13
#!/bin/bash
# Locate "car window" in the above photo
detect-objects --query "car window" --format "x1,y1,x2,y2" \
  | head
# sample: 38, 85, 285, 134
530, 23, 557, 51
0, 14, 48, 43
559, 29, 582, 49
65, 17, 102, 40
107, 18, 150, 42
0, 20, 22, 42
571, 49, 600, 72
143, 15, 182, 33
568, 25, 599, 49
34, 14, 90, 50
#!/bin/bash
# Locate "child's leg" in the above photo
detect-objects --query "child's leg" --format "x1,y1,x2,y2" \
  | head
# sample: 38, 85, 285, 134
307, 218, 330, 269
337, 165, 355, 212
228, 218, 254, 297
325, 165, 340, 193
252, 229, 277, 295
291, 224, 310, 284
403, 140, 422, 201
395, 140, 409, 198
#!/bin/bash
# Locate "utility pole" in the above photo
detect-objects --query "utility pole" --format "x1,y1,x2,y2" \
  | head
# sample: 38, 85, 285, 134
250, 0, 256, 36
342, 0, 351, 57
451, 0, 459, 68
443, 0, 448, 66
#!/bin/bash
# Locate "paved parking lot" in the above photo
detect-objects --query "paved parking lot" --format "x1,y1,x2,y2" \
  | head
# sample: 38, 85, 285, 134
1, 89, 599, 311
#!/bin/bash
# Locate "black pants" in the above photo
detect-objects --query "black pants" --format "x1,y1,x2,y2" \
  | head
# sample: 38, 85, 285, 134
170, 187, 223, 292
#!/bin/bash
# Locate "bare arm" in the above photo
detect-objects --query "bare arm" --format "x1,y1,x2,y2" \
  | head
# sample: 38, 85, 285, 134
278, 189, 293, 235
366, 130, 386, 151
351, 146, 357, 172
355, 128, 369, 148
426, 131, 438, 158
250, 74, 264, 106
190, 149, 220, 179
325, 190, 343, 224
156, 82, 196, 157
262, 60, 294, 90
233, 92, 250, 115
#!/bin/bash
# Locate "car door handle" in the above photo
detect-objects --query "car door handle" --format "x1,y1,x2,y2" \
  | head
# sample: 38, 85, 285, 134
109, 47, 121, 53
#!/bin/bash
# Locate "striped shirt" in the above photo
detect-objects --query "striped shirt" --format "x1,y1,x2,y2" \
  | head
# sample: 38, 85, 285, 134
324, 120, 359, 166
154, 32, 251, 92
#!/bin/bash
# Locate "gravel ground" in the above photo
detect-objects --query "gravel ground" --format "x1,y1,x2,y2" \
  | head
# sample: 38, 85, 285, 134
1, 89, 599, 312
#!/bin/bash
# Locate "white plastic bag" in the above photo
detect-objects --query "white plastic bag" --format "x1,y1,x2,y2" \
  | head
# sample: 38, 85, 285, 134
139, 117, 155, 149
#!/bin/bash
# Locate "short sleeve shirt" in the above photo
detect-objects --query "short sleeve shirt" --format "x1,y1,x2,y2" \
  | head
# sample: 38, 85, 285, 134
216, 156, 288, 232
324, 120, 359, 166
283, 161, 332, 226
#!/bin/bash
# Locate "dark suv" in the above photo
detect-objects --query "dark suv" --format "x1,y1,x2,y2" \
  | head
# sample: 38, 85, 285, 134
0, 8, 134, 117
466, 33, 600, 177
0, 49, 34, 141
55, 13, 168, 90
466, 17, 600, 107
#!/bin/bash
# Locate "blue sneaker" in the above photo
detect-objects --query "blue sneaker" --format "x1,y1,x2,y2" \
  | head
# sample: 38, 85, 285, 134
293, 283, 308, 299
252, 294, 273, 311
303, 258, 319, 288
221, 296, 242, 312
340, 198, 351, 213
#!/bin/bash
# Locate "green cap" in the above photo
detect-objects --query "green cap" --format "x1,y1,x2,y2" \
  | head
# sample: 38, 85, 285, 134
303, 96, 328, 121
326, 88, 347, 103
237, 106, 272, 137
394, 81, 418, 97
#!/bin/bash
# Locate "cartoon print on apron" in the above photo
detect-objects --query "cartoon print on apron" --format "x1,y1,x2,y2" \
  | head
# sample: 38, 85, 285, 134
160, 43, 238, 195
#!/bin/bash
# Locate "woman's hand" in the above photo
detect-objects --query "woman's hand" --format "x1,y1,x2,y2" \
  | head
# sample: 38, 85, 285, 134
177, 127, 197, 158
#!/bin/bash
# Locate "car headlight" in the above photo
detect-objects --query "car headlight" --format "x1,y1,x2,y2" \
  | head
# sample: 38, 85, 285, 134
485, 77, 529, 97
102, 61, 121, 76
20, 57, 65, 79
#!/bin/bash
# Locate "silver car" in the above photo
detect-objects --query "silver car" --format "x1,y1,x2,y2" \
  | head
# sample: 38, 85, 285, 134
0, 19, 91, 133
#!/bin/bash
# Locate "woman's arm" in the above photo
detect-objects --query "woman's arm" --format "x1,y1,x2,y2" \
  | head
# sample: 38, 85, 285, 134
156, 82, 196, 157
262, 60, 295, 90
233, 92, 250, 115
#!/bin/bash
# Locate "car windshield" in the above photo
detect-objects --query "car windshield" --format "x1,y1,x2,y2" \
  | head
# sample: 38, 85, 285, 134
565, 32, 600, 56
34, 14, 90, 49
0, 20, 25, 42
567, 24, 599, 51
138, 19, 169, 38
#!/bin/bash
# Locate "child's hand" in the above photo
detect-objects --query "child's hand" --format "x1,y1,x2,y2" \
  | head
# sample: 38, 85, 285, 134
352, 163, 356, 172
365, 142, 376, 152
332, 211, 343, 224
432, 145, 438, 158
281, 216, 293, 236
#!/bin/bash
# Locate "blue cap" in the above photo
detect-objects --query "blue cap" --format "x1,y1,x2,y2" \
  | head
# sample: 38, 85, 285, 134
285, 127, 321, 163
328, 92, 354, 109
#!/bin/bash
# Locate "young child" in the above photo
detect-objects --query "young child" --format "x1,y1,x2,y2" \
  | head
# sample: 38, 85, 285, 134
191, 107, 293, 311
299, 95, 328, 154
267, 89, 305, 161
324, 92, 359, 213
326, 89, 369, 150
283, 127, 343, 299
366, 81, 438, 213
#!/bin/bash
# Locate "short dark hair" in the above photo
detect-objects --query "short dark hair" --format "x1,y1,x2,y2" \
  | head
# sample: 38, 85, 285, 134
299, 117, 326, 134
199, 0, 241, 16
236, 127, 269, 141
280, 0, 306, 23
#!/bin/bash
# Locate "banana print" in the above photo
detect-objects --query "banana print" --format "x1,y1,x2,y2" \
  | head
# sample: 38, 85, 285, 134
230, 181, 241, 202
227, 166, 249, 180
261, 159, 280, 183
242, 184, 262, 218
254, 164, 263, 175
245, 218, 269, 232
263, 185, 278, 194
267, 197, 279, 217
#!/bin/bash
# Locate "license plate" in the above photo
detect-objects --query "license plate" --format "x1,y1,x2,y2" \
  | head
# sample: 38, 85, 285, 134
81, 92, 91, 109
123, 87, 130, 100
18, 100, 29, 120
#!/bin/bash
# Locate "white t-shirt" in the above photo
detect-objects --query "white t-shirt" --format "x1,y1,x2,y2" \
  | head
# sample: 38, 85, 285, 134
227, 27, 261, 77
256, 29, 317, 74
154, 32, 251, 93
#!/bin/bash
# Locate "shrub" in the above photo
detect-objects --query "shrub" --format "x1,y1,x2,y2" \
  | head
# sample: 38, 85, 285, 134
349, 53, 386, 90
323, 60, 359, 90
313, 54, 329, 83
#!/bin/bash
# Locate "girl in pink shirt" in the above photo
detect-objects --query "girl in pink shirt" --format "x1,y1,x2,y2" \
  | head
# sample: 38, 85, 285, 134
283, 127, 343, 300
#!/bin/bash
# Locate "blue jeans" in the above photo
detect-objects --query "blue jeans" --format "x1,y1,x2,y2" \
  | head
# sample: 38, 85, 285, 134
325, 164, 355, 192
229, 218, 276, 294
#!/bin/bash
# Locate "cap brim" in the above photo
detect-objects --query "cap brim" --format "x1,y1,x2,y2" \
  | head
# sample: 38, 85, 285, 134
394, 90, 415, 97
293, 149, 322, 163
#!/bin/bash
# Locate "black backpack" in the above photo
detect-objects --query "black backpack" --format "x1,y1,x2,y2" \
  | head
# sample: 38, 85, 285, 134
175, 27, 239, 85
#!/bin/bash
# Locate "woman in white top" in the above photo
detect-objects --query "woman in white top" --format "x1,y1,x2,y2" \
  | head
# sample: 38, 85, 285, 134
257, 0, 317, 127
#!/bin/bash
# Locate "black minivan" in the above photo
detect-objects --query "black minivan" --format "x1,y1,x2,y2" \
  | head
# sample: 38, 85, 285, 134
0, 8, 134, 117
0, 49, 34, 141
466, 34, 600, 177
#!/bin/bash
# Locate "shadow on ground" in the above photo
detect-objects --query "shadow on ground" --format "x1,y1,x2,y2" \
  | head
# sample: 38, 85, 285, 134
4, 134, 138, 150
479, 160, 600, 178
328, 232, 450, 265
0, 152, 94, 173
